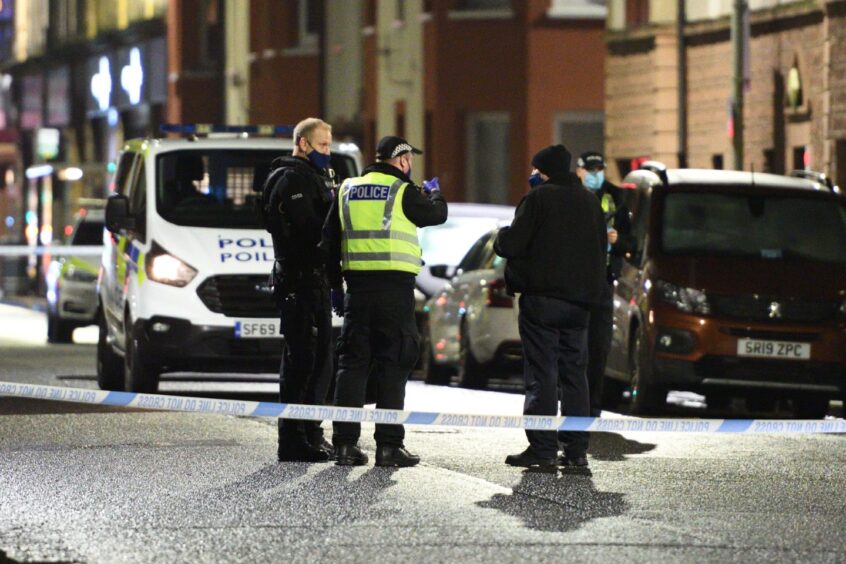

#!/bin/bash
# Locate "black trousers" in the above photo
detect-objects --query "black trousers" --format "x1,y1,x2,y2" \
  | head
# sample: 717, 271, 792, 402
587, 282, 614, 417
278, 285, 334, 446
333, 288, 419, 448
518, 294, 590, 459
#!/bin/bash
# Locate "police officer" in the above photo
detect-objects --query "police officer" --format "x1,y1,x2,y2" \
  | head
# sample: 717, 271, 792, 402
575, 151, 634, 417
321, 136, 447, 467
262, 117, 336, 463
494, 144, 607, 469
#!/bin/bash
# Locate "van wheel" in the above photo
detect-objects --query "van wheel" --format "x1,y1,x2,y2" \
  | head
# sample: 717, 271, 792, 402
96, 311, 124, 390
629, 326, 665, 415
706, 392, 732, 412
794, 397, 829, 419
422, 326, 452, 386
457, 320, 488, 389
47, 312, 74, 344
124, 318, 159, 393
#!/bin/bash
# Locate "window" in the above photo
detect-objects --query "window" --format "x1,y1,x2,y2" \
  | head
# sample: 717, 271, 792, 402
465, 112, 510, 205
711, 154, 724, 170
129, 158, 147, 240
113, 152, 138, 196
555, 111, 604, 169
456, 231, 494, 273
661, 191, 846, 264
547, 0, 606, 19
625, 0, 649, 27
450, 0, 513, 19
793, 146, 809, 171
298, 0, 320, 48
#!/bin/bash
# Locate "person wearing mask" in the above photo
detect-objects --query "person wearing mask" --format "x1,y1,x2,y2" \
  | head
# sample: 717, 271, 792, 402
575, 151, 634, 418
494, 144, 607, 469
321, 136, 447, 467
261, 117, 336, 463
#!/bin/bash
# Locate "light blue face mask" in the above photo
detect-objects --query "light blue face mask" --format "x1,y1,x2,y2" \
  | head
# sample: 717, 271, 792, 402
584, 171, 605, 190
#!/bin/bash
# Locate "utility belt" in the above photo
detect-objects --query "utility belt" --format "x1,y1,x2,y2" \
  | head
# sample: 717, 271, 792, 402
270, 259, 327, 304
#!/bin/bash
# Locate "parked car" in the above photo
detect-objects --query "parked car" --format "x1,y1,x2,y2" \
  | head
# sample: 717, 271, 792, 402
45, 207, 105, 343
421, 228, 522, 388
603, 163, 846, 417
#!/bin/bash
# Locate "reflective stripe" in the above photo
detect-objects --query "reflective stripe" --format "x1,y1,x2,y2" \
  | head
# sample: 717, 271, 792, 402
381, 179, 405, 230
342, 230, 419, 245
343, 251, 422, 266
341, 179, 353, 231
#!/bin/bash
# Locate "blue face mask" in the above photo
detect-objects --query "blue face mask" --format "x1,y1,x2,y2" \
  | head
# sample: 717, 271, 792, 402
308, 150, 331, 170
584, 171, 605, 190
528, 172, 543, 188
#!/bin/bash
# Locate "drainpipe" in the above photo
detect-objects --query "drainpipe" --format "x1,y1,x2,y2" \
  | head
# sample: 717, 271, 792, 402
677, 0, 687, 168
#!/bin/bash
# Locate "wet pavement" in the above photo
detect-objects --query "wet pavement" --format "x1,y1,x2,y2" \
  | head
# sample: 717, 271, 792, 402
2, 304, 846, 562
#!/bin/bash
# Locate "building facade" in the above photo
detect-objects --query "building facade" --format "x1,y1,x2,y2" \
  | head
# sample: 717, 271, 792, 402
606, 0, 846, 187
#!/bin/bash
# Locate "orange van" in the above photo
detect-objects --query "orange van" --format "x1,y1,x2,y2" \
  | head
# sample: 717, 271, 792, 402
603, 164, 846, 417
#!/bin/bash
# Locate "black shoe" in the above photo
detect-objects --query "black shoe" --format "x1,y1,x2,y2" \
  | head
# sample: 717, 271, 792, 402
375, 446, 420, 467
335, 444, 368, 466
558, 453, 589, 467
310, 438, 335, 460
505, 448, 557, 468
277, 440, 330, 463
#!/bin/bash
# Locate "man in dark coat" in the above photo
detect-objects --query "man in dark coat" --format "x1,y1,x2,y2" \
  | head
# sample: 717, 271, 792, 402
494, 144, 607, 468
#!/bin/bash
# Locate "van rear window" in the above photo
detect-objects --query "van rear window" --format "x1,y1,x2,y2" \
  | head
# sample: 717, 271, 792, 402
661, 191, 846, 263
156, 150, 356, 228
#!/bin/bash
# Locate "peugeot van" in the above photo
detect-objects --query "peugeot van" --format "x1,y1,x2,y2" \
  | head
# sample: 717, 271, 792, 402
604, 164, 846, 417
97, 128, 362, 392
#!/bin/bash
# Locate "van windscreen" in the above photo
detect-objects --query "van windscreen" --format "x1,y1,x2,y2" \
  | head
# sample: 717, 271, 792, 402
661, 191, 846, 263
156, 150, 356, 228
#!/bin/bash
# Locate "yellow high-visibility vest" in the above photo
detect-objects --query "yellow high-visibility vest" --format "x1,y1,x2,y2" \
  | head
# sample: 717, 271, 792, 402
339, 171, 422, 275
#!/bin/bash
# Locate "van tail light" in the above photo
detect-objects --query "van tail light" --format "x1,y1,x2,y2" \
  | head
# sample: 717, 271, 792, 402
486, 278, 513, 308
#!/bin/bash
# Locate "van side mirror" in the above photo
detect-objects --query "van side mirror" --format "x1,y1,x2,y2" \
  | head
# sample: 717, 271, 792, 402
105, 195, 135, 232
429, 264, 452, 279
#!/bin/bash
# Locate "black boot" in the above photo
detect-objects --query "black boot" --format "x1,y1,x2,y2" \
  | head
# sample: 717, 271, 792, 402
505, 447, 557, 468
335, 444, 369, 466
375, 446, 420, 467
277, 440, 330, 463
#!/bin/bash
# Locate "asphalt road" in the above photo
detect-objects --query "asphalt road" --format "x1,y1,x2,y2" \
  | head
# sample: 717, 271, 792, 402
1, 304, 845, 563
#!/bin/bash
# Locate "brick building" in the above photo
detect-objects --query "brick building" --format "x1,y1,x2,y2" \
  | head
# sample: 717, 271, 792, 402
605, 0, 846, 187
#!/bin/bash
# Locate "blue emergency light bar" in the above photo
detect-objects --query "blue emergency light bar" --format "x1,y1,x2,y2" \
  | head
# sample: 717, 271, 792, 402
160, 123, 295, 136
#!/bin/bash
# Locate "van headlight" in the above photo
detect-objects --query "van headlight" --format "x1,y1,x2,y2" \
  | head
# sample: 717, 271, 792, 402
654, 281, 710, 315
146, 243, 197, 287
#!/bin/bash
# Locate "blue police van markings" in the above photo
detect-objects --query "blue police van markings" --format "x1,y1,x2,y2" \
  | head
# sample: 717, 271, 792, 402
218, 236, 275, 263
347, 184, 391, 201
234, 322, 241, 337
2, 381, 846, 434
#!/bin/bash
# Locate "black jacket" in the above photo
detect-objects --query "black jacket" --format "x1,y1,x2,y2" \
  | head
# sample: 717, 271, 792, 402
494, 173, 607, 307
264, 155, 333, 271
595, 179, 635, 282
321, 162, 448, 292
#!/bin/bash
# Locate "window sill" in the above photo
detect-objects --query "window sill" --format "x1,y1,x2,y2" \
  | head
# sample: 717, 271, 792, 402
546, 5, 607, 20
447, 9, 514, 21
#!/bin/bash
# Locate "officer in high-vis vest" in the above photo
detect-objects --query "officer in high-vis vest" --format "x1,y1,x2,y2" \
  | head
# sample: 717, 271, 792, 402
320, 136, 447, 467
575, 151, 634, 418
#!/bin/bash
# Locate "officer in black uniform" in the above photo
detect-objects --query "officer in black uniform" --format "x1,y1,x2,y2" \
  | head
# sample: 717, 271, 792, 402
321, 136, 447, 467
261, 117, 336, 463
575, 151, 634, 417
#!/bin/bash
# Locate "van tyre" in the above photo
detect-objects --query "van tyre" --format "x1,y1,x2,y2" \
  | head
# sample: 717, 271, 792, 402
96, 311, 124, 390
47, 312, 74, 344
457, 319, 488, 389
422, 327, 452, 386
630, 326, 665, 415
124, 319, 159, 393
794, 397, 829, 419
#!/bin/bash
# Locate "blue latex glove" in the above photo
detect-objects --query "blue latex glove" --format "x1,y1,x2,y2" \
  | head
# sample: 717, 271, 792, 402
330, 288, 344, 317
422, 176, 440, 194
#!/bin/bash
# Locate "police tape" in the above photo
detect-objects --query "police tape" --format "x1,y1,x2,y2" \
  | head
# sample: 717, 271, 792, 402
1, 380, 844, 434
0, 245, 103, 257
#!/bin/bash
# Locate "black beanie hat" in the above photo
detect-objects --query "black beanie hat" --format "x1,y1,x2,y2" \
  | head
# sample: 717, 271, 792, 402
531, 144, 571, 180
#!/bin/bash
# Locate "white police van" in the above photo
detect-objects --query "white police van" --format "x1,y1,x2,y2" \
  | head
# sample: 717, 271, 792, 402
96, 125, 362, 392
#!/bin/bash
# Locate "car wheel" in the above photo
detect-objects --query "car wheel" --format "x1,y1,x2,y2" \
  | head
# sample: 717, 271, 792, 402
457, 319, 488, 389
124, 316, 159, 393
47, 311, 74, 344
793, 397, 829, 419
629, 325, 665, 415
421, 328, 452, 386
706, 392, 732, 412
96, 310, 124, 391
